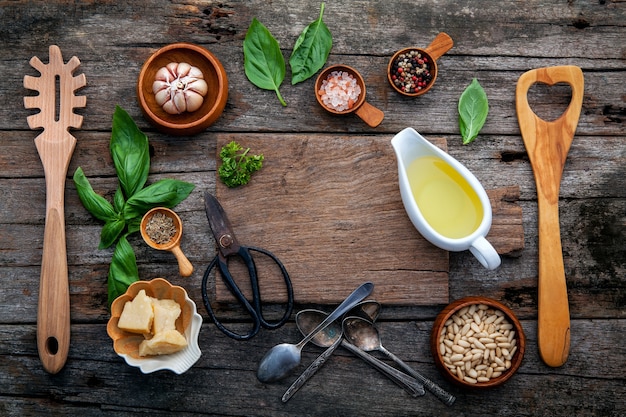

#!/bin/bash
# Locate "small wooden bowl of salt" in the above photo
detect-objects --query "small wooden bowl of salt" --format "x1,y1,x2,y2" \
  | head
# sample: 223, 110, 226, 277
140, 207, 193, 277
315, 64, 384, 128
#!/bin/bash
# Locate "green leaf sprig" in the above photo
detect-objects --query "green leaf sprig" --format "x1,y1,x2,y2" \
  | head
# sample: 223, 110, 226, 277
458, 78, 489, 145
218, 141, 264, 188
289, 2, 332, 85
243, 3, 333, 106
73, 106, 195, 306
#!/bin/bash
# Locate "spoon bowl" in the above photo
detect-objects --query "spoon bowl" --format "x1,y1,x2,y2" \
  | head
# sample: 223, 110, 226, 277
296, 310, 343, 347
141, 207, 193, 277
294, 301, 381, 347
256, 282, 374, 383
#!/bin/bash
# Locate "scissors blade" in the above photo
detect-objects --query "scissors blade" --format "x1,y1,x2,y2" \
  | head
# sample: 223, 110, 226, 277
204, 192, 240, 256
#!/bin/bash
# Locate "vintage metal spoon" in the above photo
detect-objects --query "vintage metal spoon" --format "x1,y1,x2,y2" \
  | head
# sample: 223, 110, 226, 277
257, 282, 374, 383
282, 301, 382, 402
288, 309, 425, 398
343, 316, 455, 406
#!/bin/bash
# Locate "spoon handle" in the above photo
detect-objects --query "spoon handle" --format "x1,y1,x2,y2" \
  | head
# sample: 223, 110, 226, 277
341, 341, 425, 397
381, 347, 455, 406
282, 337, 342, 402
297, 282, 374, 348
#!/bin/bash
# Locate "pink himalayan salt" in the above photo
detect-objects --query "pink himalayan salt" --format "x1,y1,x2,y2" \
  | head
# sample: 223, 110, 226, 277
318, 71, 361, 112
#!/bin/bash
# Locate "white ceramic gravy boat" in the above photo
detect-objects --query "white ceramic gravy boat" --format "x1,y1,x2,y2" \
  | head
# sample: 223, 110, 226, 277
391, 127, 501, 270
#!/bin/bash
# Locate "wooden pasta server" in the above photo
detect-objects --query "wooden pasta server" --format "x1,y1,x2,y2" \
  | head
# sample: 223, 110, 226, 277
23, 45, 87, 374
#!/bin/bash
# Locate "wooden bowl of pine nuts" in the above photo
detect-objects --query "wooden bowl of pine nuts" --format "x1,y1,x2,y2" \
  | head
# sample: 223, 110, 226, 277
430, 296, 526, 389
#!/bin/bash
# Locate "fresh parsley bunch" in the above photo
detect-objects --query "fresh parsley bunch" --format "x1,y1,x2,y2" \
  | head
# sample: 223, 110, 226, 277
73, 106, 195, 306
218, 141, 264, 188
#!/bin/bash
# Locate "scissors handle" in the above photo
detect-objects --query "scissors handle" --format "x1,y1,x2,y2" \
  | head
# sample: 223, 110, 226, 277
202, 255, 262, 340
201, 246, 294, 340
246, 246, 294, 329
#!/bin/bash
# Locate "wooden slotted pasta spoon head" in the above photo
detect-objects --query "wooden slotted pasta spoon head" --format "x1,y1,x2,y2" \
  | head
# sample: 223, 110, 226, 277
516, 65, 584, 367
23, 45, 87, 374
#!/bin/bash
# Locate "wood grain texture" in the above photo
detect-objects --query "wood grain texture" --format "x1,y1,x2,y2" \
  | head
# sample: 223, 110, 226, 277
1, 0, 625, 415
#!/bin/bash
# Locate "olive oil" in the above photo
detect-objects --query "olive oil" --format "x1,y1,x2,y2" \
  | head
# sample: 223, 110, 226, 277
407, 156, 483, 239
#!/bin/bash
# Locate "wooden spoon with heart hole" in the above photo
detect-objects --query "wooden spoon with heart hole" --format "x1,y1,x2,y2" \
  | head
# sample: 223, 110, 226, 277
23, 45, 87, 374
516, 65, 584, 367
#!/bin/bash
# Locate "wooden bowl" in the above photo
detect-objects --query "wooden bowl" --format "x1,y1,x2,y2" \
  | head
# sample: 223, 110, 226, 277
430, 296, 525, 389
137, 42, 228, 135
387, 32, 453, 97
107, 278, 202, 374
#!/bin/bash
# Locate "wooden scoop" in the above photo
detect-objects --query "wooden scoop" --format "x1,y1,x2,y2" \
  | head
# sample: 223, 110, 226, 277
516, 65, 584, 367
140, 207, 194, 277
23, 46, 86, 374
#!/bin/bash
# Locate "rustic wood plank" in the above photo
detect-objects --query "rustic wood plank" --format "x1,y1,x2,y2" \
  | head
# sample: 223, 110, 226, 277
214, 134, 450, 305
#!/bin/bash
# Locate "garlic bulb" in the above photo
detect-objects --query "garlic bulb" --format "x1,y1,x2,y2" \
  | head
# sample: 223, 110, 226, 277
153, 62, 208, 114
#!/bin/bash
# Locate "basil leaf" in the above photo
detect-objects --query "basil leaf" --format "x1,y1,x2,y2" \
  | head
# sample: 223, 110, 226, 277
110, 106, 150, 198
73, 167, 117, 222
107, 235, 139, 306
122, 179, 195, 220
290, 3, 332, 85
458, 78, 489, 145
99, 217, 125, 250
243, 18, 287, 106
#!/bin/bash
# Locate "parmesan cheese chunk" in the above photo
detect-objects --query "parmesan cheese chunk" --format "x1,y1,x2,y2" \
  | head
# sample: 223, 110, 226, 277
139, 329, 188, 356
117, 289, 154, 334
152, 298, 182, 334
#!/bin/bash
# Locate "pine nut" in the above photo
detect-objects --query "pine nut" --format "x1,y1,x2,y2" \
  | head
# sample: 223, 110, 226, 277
458, 339, 470, 348
450, 353, 464, 362
452, 345, 465, 354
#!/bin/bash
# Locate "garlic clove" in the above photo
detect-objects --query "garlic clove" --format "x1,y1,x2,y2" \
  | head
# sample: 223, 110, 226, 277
188, 66, 204, 79
185, 91, 204, 113
176, 62, 192, 78
165, 62, 179, 74
187, 79, 208, 96
155, 66, 174, 83
152, 80, 170, 95
172, 91, 187, 113
154, 89, 171, 107
163, 99, 179, 115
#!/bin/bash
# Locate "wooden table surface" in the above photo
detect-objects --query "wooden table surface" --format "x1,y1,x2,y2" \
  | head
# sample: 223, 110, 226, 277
1, 1, 625, 416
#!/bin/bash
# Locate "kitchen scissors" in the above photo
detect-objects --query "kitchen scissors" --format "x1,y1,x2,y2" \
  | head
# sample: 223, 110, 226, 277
201, 192, 294, 340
